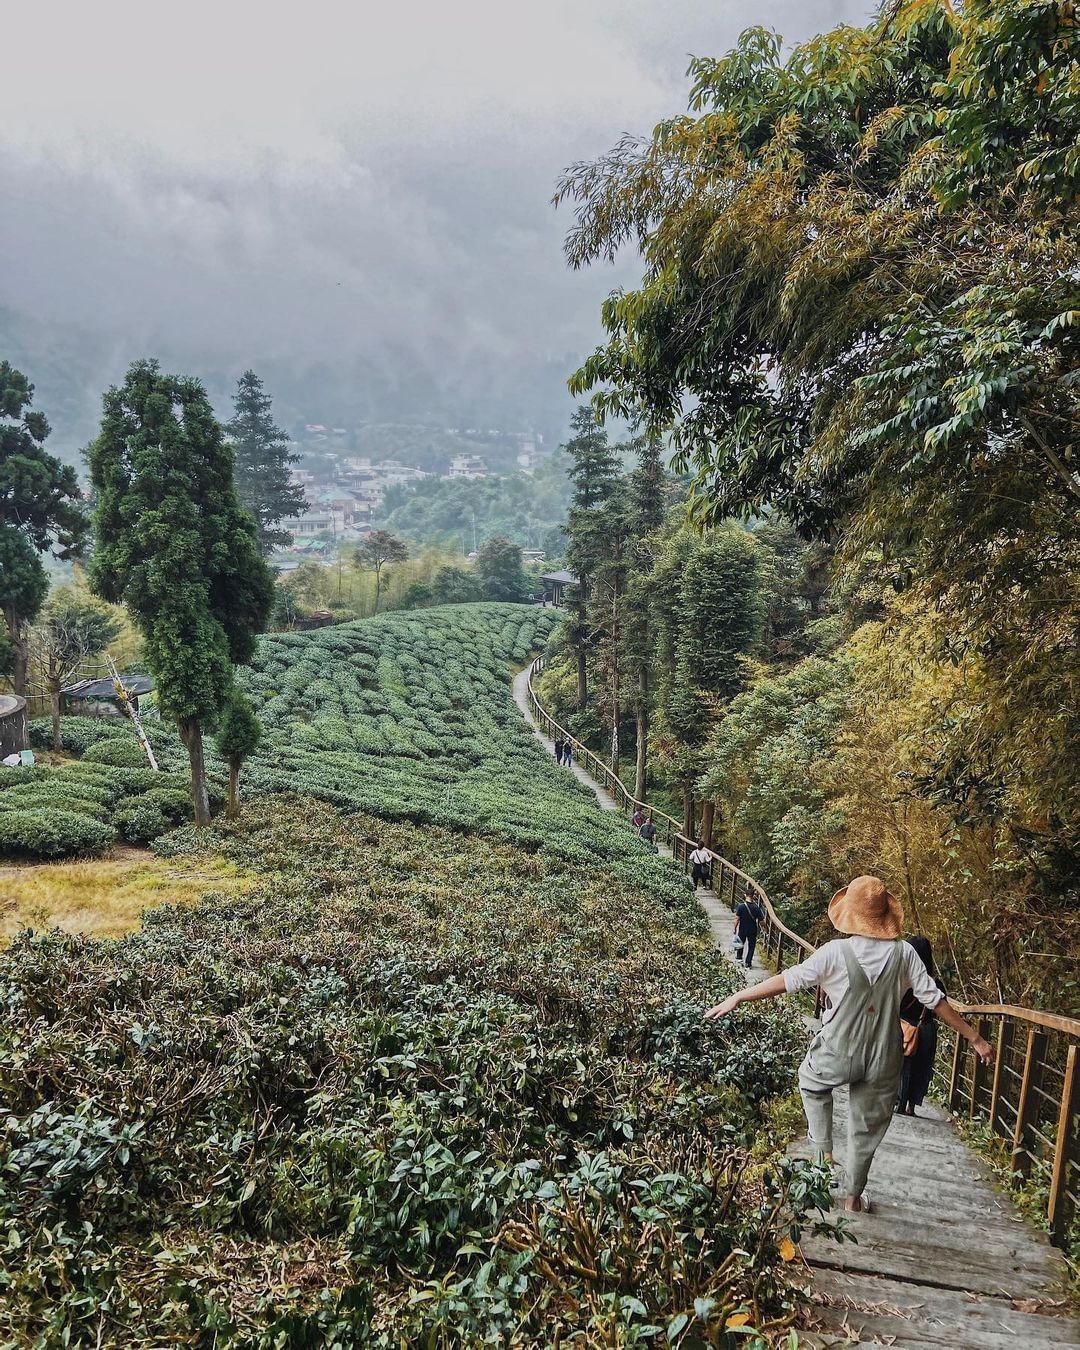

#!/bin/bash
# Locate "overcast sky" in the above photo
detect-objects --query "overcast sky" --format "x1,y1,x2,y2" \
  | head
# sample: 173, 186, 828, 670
1, 0, 869, 438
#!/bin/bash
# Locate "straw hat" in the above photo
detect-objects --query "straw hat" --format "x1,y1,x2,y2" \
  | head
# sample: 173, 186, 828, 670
828, 875, 903, 940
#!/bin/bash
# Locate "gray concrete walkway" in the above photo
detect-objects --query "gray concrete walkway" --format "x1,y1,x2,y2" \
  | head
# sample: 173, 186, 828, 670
513, 666, 1080, 1348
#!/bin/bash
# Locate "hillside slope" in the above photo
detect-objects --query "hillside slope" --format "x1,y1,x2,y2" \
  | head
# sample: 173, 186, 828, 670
1, 605, 818, 1345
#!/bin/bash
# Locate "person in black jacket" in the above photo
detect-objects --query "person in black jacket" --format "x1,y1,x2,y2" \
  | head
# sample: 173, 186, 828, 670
733, 888, 765, 969
896, 935, 945, 1117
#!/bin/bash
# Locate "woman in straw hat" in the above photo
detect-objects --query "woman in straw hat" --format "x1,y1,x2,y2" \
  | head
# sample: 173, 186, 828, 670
704, 875, 994, 1212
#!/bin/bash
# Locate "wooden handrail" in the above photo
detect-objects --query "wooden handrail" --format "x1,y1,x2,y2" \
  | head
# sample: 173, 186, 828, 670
950, 1003, 1080, 1041
527, 654, 1080, 1247
527, 657, 813, 962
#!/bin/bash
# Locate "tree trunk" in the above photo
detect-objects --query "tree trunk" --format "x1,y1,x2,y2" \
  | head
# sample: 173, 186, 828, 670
8, 616, 30, 700
682, 788, 695, 841
700, 800, 715, 849
179, 718, 211, 826
227, 758, 240, 820
610, 590, 620, 780
373, 566, 382, 615
633, 667, 648, 801
574, 581, 588, 709
49, 677, 62, 752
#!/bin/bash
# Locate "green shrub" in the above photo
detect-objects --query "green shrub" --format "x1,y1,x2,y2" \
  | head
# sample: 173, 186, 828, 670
137, 786, 193, 824
0, 788, 110, 822
0, 809, 115, 859
112, 799, 170, 844
82, 738, 152, 769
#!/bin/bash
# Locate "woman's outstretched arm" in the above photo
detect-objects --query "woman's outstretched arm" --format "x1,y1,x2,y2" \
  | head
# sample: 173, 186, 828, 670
704, 972, 788, 1019
934, 998, 995, 1066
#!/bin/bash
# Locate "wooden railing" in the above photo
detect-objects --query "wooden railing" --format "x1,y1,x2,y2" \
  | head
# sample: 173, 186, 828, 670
946, 1002, 1080, 1245
527, 657, 815, 984
528, 655, 1080, 1247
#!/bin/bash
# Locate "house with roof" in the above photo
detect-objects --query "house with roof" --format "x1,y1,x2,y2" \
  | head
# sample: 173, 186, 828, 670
540, 570, 579, 607
61, 675, 156, 719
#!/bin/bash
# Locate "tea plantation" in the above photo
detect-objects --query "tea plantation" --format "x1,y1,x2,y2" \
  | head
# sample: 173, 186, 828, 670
0, 605, 824, 1345
16, 605, 598, 856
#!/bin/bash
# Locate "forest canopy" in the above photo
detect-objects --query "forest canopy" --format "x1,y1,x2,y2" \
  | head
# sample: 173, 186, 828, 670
551, 0, 1079, 1007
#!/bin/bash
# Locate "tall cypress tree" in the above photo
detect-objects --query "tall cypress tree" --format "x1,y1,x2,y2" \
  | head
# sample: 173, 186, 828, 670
563, 405, 619, 709
226, 370, 307, 554
89, 361, 275, 824
0, 361, 88, 695
626, 435, 666, 798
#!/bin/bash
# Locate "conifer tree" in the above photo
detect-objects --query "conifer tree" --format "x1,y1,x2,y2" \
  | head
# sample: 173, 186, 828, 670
563, 405, 619, 709
626, 435, 666, 798
88, 360, 274, 824
214, 688, 262, 819
225, 370, 306, 554
0, 361, 88, 695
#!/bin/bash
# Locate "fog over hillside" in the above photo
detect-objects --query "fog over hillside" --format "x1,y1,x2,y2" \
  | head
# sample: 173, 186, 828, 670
1, 0, 868, 461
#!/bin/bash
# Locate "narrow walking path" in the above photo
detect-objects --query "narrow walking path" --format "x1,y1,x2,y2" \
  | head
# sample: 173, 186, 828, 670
513, 664, 765, 972
513, 666, 1080, 1349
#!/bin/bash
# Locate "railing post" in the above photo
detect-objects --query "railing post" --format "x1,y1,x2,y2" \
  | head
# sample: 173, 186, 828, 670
970, 1017, 990, 1118
989, 1018, 1013, 1137
1048, 1044, 1079, 1244
1012, 1028, 1048, 1177
948, 1029, 965, 1112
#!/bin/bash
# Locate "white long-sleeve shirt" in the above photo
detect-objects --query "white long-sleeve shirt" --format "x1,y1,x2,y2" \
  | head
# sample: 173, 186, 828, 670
783, 937, 943, 1023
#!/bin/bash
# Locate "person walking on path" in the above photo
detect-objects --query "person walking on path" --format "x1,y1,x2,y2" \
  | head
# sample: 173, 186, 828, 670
689, 840, 712, 891
704, 876, 994, 1213
734, 888, 765, 969
632, 806, 646, 830
896, 935, 944, 1118
639, 816, 658, 852
562, 739, 574, 768
553, 735, 565, 766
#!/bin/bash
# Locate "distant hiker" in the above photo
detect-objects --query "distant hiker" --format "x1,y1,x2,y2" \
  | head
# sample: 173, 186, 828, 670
689, 840, 711, 890
632, 806, 646, 830
704, 875, 994, 1213
553, 735, 565, 764
896, 936, 945, 1118
733, 888, 765, 969
639, 816, 657, 851
563, 740, 573, 768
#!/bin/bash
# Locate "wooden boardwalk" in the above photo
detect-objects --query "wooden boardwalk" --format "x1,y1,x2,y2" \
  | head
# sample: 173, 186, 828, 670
512, 669, 1080, 1348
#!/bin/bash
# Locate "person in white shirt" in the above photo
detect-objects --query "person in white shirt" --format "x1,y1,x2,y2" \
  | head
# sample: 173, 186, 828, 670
689, 841, 711, 891
704, 875, 994, 1213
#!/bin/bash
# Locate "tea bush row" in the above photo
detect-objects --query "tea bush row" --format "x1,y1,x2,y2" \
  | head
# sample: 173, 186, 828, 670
0, 801, 825, 1345
0, 760, 202, 855
16, 604, 562, 857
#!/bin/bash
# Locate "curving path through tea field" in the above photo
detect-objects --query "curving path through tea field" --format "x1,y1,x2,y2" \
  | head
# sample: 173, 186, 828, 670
512, 666, 1080, 1349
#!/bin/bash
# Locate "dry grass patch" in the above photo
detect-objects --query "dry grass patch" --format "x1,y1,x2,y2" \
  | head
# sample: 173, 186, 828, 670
0, 851, 251, 940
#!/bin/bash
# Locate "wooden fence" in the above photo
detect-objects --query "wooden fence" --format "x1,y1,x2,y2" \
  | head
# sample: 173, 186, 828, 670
527, 658, 814, 984
947, 1003, 1080, 1245
528, 655, 1080, 1247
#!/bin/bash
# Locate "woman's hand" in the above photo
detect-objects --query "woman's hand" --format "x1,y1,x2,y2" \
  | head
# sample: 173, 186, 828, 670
971, 1033, 995, 1067
704, 992, 742, 1020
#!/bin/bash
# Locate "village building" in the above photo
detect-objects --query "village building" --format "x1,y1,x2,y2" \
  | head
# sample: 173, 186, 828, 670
540, 570, 579, 607
446, 453, 488, 479
61, 675, 156, 718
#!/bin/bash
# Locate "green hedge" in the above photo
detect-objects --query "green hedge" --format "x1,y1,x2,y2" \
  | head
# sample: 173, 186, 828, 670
113, 800, 170, 844
0, 809, 115, 859
82, 738, 154, 769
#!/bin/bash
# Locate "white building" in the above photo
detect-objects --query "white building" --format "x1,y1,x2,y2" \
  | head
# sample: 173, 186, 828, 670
447, 453, 488, 479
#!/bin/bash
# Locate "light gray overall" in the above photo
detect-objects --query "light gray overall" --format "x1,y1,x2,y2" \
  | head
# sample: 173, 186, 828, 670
798, 939, 905, 1196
